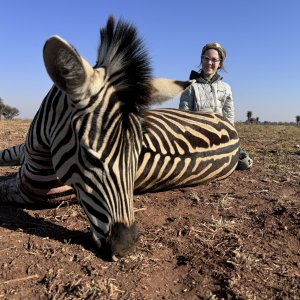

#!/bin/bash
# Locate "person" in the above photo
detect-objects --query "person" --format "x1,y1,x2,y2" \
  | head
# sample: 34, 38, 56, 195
179, 42, 253, 170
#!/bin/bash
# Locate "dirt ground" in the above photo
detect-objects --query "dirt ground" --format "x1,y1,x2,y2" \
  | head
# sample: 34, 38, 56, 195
0, 120, 299, 300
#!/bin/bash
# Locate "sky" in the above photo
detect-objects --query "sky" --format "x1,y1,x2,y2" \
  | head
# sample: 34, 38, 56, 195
0, 1, 299, 122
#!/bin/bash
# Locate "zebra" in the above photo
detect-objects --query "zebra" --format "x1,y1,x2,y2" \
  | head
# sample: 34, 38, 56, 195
1, 110, 239, 194
0, 17, 240, 260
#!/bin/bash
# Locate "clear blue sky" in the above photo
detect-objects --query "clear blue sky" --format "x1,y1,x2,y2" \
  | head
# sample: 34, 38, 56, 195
1, 1, 299, 122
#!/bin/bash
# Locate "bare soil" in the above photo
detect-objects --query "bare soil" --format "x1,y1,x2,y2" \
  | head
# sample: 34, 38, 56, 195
0, 120, 299, 300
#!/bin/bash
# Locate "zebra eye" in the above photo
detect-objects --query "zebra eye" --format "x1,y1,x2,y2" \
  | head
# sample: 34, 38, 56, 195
90, 94, 98, 102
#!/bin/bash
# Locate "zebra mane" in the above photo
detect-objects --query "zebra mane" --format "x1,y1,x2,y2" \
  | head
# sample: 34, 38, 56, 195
95, 16, 153, 115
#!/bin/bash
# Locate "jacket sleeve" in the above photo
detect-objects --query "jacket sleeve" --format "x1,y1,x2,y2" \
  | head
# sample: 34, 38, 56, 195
179, 84, 195, 111
222, 84, 235, 124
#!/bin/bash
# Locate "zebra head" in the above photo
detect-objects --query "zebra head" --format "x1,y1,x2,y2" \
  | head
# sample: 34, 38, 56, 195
0, 16, 195, 260
42, 17, 152, 260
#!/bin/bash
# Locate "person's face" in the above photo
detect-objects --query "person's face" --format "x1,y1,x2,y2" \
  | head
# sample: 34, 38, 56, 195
201, 49, 222, 79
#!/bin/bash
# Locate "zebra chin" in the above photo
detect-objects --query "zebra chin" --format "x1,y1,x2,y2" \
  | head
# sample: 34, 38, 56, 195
92, 222, 138, 261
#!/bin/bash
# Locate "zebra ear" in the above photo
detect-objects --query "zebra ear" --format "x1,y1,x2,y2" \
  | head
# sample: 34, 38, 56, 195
149, 78, 195, 104
43, 35, 94, 100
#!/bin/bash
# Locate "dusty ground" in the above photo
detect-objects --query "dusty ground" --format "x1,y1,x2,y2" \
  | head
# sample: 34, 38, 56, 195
0, 120, 299, 300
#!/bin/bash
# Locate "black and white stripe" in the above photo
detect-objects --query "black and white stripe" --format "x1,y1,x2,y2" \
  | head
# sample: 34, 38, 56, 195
135, 109, 239, 193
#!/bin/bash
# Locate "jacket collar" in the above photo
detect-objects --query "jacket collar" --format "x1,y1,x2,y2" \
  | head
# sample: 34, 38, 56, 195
189, 70, 222, 84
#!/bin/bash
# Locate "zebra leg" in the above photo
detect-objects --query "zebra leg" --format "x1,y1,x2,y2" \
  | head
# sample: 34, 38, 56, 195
0, 169, 77, 205
0, 143, 76, 203
0, 144, 25, 166
0, 174, 27, 204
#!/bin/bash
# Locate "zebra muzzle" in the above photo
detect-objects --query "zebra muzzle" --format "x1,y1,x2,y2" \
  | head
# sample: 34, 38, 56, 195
102, 222, 139, 261
91, 222, 138, 261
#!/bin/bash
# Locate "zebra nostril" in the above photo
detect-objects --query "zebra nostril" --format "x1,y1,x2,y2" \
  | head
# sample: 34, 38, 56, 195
91, 223, 138, 261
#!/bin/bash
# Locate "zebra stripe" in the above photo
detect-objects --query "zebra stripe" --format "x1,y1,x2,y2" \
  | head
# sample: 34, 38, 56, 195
135, 109, 239, 193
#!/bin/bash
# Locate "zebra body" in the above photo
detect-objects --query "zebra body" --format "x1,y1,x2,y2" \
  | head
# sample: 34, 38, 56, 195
136, 109, 239, 193
0, 17, 239, 260
0, 110, 239, 194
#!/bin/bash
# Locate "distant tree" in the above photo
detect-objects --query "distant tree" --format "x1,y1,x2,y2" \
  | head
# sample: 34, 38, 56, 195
0, 97, 5, 120
247, 111, 253, 123
2, 105, 19, 119
255, 117, 259, 124
296, 115, 300, 126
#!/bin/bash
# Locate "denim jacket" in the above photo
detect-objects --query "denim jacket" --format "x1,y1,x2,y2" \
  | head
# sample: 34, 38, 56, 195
179, 71, 234, 124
